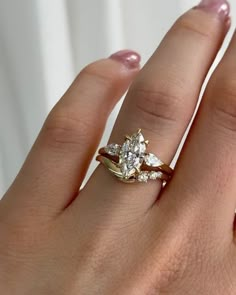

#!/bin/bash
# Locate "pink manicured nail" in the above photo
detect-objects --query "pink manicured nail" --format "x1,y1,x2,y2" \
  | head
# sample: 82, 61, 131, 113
197, 0, 230, 21
109, 50, 141, 69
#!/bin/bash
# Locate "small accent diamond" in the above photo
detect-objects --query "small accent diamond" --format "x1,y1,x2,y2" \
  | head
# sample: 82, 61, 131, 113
137, 171, 149, 183
105, 144, 121, 156
145, 153, 163, 167
149, 171, 158, 180
149, 171, 163, 180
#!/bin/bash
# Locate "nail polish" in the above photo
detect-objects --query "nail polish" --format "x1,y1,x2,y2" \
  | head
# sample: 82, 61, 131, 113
197, 0, 230, 20
110, 50, 141, 69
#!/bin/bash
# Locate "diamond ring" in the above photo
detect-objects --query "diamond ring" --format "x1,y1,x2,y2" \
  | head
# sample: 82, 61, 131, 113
96, 129, 173, 184
96, 155, 170, 183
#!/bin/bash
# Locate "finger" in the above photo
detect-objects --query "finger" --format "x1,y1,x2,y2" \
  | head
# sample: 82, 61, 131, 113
78, 1, 230, 217
159, 30, 236, 233
2, 51, 140, 220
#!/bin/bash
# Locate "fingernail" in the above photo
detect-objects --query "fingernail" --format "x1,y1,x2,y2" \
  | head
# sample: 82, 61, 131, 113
197, 0, 230, 21
109, 50, 141, 69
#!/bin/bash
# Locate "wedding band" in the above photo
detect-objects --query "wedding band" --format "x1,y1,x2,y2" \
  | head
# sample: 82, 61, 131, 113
96, 129, 173, 184
96, 155, 171, 184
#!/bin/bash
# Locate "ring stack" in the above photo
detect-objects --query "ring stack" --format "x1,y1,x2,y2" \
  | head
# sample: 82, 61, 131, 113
96, 129, 173, 185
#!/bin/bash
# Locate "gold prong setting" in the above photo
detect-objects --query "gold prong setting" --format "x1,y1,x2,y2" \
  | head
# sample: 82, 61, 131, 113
99, 129, 173, 184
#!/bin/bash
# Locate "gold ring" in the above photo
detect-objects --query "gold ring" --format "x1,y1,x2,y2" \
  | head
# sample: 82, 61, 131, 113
96, 129, 173, 184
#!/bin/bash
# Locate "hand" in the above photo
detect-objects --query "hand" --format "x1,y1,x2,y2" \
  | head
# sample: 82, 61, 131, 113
0, 1, 235, 294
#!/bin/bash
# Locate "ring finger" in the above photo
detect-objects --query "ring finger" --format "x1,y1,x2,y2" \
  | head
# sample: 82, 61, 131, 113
76, 1, 230, 216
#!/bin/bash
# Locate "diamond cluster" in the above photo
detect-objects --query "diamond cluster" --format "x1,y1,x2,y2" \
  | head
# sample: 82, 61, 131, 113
104, 130, 165, 182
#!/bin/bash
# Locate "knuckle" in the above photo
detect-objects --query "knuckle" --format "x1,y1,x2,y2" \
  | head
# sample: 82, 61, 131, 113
0, 220, 35, 258
148, 236, 191, 292
79, 62, 114, 90
0, 235, 49, 278
42, 110, 92, 152
130, 84, 184, 134
175, 11, 217, 41
149, 215, 220, 293
210, 77, 236, 133
0, 211, 53, 262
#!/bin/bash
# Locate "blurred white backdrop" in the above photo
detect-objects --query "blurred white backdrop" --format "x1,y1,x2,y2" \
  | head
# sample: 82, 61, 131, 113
0, 0, 235, 195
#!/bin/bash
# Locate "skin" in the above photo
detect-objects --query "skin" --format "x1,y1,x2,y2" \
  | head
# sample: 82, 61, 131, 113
0, 4, 236, 295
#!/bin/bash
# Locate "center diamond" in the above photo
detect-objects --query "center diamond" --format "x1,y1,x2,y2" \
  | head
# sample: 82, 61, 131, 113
119, 131, 146, 179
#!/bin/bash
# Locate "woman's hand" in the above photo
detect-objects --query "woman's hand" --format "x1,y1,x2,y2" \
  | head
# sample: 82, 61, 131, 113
0, 1, 235, 294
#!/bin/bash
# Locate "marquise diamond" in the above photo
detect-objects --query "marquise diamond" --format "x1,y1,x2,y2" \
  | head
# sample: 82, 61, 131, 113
119, 131, 147, 179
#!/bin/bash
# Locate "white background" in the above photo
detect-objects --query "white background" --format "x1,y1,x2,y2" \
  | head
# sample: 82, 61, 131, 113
0, 0, 235, 195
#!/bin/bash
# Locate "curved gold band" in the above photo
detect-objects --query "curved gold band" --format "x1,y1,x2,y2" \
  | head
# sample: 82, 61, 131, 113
96, 129, 173, 184
96, 155, 171, 184
99, 147, 173, 176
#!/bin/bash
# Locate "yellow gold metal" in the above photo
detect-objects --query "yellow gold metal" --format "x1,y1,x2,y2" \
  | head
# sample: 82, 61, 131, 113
97, 129, 173, 184
96, 155, 135, 183
99, 148, 173, 176
96, 155, 171, 183
125, 135, 132, 140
